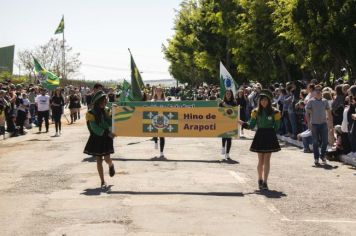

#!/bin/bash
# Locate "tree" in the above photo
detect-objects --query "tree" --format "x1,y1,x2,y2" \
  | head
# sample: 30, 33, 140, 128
164, 0, 356, 85
17, 38, 81, 80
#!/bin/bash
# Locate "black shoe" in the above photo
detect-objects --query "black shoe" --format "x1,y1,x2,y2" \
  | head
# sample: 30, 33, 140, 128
261, 182, 269, 190
258, 180, 263, 190
109, 164, 115, 177
303, 149, 312, 153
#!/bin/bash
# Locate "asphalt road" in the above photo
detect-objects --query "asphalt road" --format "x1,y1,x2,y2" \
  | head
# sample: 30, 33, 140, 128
0, 114, 355, 236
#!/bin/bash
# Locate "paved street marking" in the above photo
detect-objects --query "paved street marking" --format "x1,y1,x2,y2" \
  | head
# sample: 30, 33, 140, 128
281, 219, 356, 224
229, 171, 248, 184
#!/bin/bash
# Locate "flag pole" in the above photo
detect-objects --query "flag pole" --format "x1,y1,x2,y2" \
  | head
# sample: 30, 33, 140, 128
62, 15, 66, 80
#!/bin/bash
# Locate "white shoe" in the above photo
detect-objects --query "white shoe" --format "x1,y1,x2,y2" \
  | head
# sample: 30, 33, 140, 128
221, 147, 226, 155
159, 152, 164, 158
225, 153, 232, 161
154, 143, 158, 150
54, 132, 59, 137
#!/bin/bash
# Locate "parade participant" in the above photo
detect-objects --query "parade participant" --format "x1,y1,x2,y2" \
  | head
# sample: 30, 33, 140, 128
239, 90, 281, 190
84, 91, 116, 189
76, 89, 82, 120
35, 88, 51, 133
86, 83, 103, 110
151, 86, 166, 158
220, 89, 237, 161
236, 89, 247, 135
68, 90, 80, 124
51, 88, 65, 136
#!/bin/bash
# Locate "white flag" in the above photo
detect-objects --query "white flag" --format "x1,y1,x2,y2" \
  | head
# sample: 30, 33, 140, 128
220, 62, 237, 97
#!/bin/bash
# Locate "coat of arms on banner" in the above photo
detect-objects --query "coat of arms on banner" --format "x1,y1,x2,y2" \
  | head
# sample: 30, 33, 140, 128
143, 111, 178, 133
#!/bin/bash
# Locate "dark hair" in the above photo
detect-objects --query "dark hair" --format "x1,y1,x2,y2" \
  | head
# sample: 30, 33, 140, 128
335, 85, 343, 96
308, 83, 315, 91
153, 87, 165, 100
300, 89, 308, 99
257, 95, 273, 116
93, 96, 106, 124
223, 90, 234, 102
280, 88, 287, 95
142, 92, 148, 101
93, 83, 103, 90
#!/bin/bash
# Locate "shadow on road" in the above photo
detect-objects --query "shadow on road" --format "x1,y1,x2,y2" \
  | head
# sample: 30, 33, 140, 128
312, 164, 339, 170
81, 185, 113, 196
246, 190, 287, 199
117, 157, 230, 164
106, 190, 244, 197
82, 156, 240, 164
82, 156, 225, 164
239, 136, 254, 140
127, 139, 152, 146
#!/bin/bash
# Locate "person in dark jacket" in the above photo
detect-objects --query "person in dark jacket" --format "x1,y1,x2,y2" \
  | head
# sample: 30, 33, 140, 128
51, 88, 65, 136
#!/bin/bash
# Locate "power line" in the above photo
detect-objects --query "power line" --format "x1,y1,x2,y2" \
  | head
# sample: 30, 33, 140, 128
82, 63, 169, 75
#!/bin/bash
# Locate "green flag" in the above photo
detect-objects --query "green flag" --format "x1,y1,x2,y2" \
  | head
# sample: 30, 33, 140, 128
129, 51, 144, 101
33, 58, 60, 90
120, 79, 133, 102
55, 16, 64, 34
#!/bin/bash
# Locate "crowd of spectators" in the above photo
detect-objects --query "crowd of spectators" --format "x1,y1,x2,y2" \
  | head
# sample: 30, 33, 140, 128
1, 79, 355, 164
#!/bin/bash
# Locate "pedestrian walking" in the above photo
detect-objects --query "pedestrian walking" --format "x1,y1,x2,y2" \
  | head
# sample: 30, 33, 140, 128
51, 88, 65, 136
35, 88, 51, 133
305, 86, 333, 166
84, 91, 116, 189
239, 90, 281, 190
151, 86, 166, 158
220, 89, 237, 161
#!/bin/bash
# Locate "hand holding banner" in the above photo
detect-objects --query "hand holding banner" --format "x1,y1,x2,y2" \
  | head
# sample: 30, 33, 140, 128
112, 106, 240, 138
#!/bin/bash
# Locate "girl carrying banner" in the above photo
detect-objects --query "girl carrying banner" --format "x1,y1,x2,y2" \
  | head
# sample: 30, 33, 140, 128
151, 86, 166, 158
239, 90, 281, 190
219, 89, 237, 161
84, 91, 116, 189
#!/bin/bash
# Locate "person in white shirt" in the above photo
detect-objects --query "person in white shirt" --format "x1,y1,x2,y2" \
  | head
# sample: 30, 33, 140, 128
35, 88, 51, 133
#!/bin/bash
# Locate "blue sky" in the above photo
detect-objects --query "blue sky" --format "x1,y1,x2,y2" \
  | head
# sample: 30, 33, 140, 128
0, 0, 182, 81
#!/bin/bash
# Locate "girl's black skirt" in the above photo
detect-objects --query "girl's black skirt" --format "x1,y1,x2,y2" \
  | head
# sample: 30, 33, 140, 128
84, 133, 114, 156
250, 128, 281, 153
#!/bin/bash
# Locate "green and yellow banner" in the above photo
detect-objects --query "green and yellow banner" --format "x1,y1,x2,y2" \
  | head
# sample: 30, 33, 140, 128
112, 106, 240, 138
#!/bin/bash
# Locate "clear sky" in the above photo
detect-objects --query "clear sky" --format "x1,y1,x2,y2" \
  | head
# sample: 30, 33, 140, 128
0, 0, 182, 81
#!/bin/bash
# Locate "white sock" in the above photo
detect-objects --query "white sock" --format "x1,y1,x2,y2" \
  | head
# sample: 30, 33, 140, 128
160, 152, 164, 156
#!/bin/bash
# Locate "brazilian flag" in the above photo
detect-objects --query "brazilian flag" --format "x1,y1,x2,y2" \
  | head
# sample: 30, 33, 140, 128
55, 16, 64, 34
33, 58, 60, 90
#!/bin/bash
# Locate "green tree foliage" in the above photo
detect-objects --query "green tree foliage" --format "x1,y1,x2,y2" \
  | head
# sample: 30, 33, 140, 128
0, 71, 29, 85
164, 0, 356, 85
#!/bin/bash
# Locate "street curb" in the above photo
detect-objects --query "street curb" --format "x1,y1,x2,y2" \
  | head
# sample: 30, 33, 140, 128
277, 135, 356, 168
